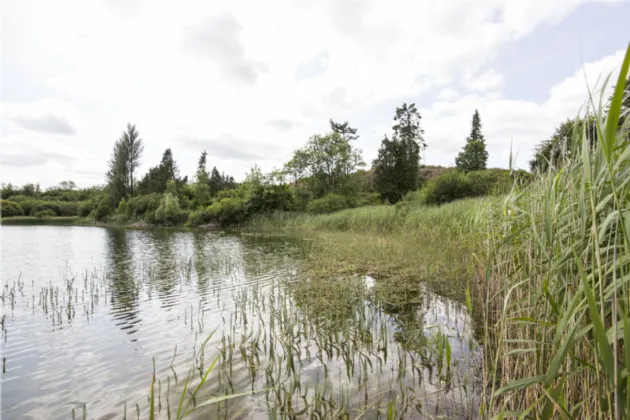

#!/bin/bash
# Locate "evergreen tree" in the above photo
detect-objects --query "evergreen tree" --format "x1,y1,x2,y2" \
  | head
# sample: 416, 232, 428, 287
329, 119, 359, 142
106, 123, 144, 204
373, 103, 425, 202
136, 148, 179, 195
455, 110, 488, 172
209, 167, 223, 197
195, 151, 210, 205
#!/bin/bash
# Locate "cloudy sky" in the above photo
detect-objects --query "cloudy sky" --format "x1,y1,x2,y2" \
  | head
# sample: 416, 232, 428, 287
2, 0, 629, 188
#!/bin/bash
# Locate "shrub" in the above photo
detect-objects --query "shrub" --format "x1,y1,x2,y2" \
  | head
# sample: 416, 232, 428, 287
307, 193, 349, 214
347, 192, 381, 208
206, 197, 246, 226
94, 199, 113, 221
77, 201, 94, 218
117, 199, 128, 215
34, 209, 55, 218
127, 193, 162, 220
0, 200, 24, 217
245, 185, 294, 215
186, 210, 210, 227
292, 186, 312, 212
421, 171, 473, 205
154, 193, 187, 226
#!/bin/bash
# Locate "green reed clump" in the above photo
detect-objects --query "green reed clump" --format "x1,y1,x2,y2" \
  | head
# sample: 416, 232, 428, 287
480, 44, 630, 419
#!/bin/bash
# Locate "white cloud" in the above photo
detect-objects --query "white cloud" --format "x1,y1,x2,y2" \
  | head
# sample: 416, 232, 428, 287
464, 69, 505, 92
0, 0, 627, 187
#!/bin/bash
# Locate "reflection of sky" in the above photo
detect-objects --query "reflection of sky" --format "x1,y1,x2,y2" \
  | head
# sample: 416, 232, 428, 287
1, 226, 479, 419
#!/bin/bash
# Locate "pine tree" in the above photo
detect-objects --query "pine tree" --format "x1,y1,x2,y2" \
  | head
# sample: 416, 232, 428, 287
373, 103, 425, 202
195, 151, 210, 205
209, 167, 223, 197
455, 110, 488, 172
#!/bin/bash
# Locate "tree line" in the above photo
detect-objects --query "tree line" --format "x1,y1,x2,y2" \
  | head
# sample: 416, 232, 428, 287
1, 99, 532, 225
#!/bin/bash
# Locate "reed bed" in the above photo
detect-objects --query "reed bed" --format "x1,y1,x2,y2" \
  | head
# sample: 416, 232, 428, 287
478, 45, 630, 419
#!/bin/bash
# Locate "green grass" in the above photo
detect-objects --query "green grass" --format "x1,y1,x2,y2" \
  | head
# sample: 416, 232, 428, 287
1, 216, 84, 225
251, 196, 498, 305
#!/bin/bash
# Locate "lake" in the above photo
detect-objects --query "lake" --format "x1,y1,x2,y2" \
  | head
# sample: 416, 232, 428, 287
0, 225, 480, 419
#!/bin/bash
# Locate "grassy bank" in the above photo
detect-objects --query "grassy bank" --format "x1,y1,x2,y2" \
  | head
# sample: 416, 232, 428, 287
251, 197, 498, 304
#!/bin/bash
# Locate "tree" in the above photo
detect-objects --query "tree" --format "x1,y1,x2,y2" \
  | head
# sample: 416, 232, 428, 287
372, 135, 405, 203
529, 117, 597, 173
329, 119, 359, 142
209, 167, 224, 197
136, 149, 180, 195
106, 123, 144, 204
283, 131, 365, 197
455, 110, 488, 172
120, 123, 143, 197
195, 151, 210, 205
373, 103, 425, 202
58, 180, 77, 190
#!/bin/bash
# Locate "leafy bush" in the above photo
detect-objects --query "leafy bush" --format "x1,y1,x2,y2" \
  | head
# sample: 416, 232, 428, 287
419, 168, 519, 205
27, 200, 79, 217
245, 185, 294, 215
347, 192, 381, 208
291, 186, 312, 212
1, 200, 24, 217
206, 197, 246, 226
34, 209, 56, 218
77, 201, 94, 217
307, 193, 349, 214
127, 193, 162, 220
154, 193, 188, 226
94, 199, 113, 221
117, 199, 128, 215
421, 171, 474, 205
186, 210, 210, 227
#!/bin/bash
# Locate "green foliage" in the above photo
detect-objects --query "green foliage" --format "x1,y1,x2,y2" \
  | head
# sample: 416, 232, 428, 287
126, 193, 162, 222
77, 202, 94, 218
246, 184, 294, 215
419, 168, 514, 205
307, 193, 349, 214
206, 197, 246, 226
117, 199, 128, 215
154, 193, 187, 226
529, 117, 597, 172
107, 123, 144, 204
455, 109, 488, 172
34, 209, 56, 218
0, 200, 24, 217
291, 186, 312, 212
137, 148, 180, 195
186, 209, 210, 227
94, 199, 114, 221
284, 129, 364, 197
373, 103, 425, 203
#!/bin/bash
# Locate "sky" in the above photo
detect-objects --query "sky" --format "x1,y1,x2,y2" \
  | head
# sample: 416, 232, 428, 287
1, 0, 629, 189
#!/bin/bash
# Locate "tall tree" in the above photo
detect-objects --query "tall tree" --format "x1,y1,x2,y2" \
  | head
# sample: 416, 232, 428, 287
120, 123, 144, 197
455, 110, 488, 172
195, 151, 210, 205
209, 167, 224, 197
283, 131, 364, 196
136, 148, 179, 195
373, 103, 425, 202
106, 139, 130, 205
329, 119, 359, 142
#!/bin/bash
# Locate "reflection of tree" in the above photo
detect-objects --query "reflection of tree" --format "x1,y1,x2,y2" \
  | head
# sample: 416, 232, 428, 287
106, 227, 141, 338
148, 230, 178, 304
372, 279, 427, 352
192, 231, 209, 294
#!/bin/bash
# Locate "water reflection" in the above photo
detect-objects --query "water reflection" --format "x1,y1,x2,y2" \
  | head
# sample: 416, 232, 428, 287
0, 226, 480, 419
106, 228, 141, 338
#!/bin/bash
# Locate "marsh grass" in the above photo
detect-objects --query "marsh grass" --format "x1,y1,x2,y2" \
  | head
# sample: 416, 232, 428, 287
477, 44, 630, 419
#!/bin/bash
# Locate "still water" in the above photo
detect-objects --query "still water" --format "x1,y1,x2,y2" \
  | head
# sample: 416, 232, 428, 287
1, 226, 480, 419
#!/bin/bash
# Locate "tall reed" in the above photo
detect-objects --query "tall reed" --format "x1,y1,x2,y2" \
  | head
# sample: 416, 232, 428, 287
479, 43, 630, 419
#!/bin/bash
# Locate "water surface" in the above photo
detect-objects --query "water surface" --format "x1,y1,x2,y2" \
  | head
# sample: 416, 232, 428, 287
1, 226, 480, 419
